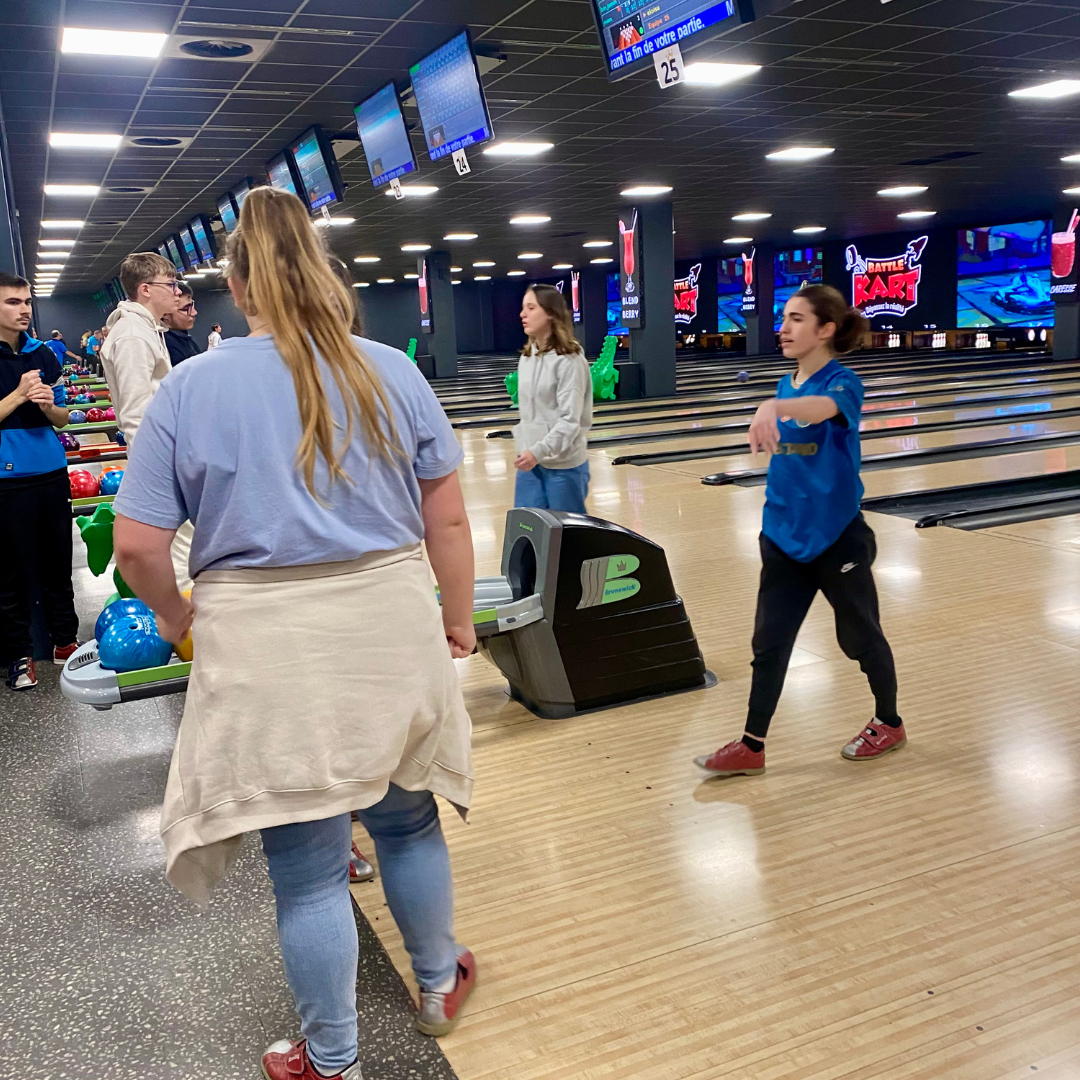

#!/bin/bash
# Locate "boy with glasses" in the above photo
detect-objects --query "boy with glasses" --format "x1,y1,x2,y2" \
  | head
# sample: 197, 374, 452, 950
162, 281, 200, 366
100, 253, 193, 590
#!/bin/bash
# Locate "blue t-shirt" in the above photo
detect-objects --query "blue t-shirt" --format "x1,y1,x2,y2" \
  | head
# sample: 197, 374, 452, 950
112, 334, 464, 576
87, 334, 99, 355
761, 359, 864, 562
45, 339, 67, 363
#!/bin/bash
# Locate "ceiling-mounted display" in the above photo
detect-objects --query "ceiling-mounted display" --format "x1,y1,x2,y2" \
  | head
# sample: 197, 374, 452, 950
178, 225, 200, 270
289, 125, 346, 212
266, 150, 301, 197
355, 81, 419, 188
409, 30, 494, 162
589, 0, 739, 81
216, 191, 239, 233
164, 235, 185, 273
188, 215, 216, 263
230, 178, 253, 212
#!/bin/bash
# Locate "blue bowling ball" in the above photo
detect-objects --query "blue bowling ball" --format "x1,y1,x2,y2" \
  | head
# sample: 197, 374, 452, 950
76, 393, 92, 404
98, 469, 123, 496
97, 614, 172, 672
94, 597, 150, 643
68, 410, 87, 425
115, 430, 126, 447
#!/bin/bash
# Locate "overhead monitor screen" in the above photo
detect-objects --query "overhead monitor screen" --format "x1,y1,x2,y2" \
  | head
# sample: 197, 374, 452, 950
267, 151, 299, 197
774, 247, 823, 331
231, 179, 253, 211
410, 30, 494, 161
189, 217, 214, 262
957, 220, 1053, 328
290, 127, 342, 211
589, 0, 739, 80
354, 82, 419, 188
165, 236, 184, 273
179, 226, 199, 270
217, 192, 238, 233
717, 256, 747, 332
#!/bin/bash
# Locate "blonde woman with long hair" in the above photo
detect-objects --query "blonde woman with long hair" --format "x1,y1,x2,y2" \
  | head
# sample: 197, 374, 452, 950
111, 186, 477, 1080
513, 284, 592, 512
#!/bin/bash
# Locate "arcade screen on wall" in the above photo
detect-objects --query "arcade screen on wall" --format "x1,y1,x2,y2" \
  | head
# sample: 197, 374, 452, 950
589, 0, 739, 80
957, 220, 1053, 328
717, 256, 747, 331
774, 248, 823, 330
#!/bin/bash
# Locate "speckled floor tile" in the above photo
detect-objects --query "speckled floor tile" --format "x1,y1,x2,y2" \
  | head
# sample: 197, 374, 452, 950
0, 551, 460, 1080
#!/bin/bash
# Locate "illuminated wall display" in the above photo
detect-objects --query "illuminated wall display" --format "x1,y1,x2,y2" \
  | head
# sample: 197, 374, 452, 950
846, 235, 928, 319
571, 270, 582, 324
773, 248, 823, 330
716, 257, 746, 331
1052, 206, 1078, 303
619, 206, 643, 328
740, 247, 757, 316
418, 257, 433, 334
957, 222, 1052, 328
674, 263, 701, 325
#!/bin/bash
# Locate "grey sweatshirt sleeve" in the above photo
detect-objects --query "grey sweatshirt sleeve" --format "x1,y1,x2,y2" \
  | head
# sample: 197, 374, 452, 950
529, 353, 591, 465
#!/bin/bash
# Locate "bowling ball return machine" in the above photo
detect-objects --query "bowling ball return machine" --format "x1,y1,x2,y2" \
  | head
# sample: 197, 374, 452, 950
62, 510, 712, 717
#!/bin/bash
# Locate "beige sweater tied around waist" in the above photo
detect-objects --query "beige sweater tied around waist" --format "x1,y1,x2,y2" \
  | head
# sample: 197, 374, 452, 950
161, 545, 473, 905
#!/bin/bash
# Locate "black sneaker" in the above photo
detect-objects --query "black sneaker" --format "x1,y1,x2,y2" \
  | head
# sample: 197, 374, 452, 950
7, 657, 37, 691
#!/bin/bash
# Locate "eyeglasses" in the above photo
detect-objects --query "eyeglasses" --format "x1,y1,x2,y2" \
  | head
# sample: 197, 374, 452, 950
178, 302, 196, 314
146, 280, 181, 293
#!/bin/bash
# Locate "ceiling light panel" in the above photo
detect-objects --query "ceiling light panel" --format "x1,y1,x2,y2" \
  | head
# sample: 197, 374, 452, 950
61, 27, 167, 57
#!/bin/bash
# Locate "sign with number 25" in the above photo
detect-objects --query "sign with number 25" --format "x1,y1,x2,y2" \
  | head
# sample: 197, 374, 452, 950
653, 44, 684, 89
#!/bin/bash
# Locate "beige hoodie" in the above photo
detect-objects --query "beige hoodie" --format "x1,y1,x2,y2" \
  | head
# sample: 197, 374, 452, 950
513, 345, 593, 469
99, 301, 171, 447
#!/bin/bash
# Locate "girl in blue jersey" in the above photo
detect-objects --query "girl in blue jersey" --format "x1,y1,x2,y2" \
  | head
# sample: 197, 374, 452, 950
696, 284, 906, 777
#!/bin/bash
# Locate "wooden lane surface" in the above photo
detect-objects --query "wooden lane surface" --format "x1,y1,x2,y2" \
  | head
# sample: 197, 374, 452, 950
349, 427, 1080, 1079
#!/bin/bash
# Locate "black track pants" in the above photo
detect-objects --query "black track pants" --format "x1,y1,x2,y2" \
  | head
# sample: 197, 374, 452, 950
0, 471, 80, 664
745, 513, 898, 737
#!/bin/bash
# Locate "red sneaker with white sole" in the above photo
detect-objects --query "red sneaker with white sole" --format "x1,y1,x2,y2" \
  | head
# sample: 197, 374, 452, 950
53, 641, 81, 665
415, 949, 476, 1037
348, 843, 375, 884
261, 1038, 362, 1080
841, 719, 906, 761
693, 740, 765, 777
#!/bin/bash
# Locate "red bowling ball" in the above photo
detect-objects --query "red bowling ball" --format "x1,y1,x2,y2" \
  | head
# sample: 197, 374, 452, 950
69, 470, 100, 499
85, 407, 106, 423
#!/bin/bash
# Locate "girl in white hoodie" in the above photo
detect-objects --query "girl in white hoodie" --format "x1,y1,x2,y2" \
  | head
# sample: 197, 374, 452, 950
513, 284, 593, 513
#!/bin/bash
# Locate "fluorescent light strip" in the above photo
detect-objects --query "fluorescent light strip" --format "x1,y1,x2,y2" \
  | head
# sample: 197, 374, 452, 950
518, 252, 543, 260
510, 214, 550, 225
353, 256, 380, 264
507, 270, 526, 276
590, 257, 613, 264
44, 185, 100, 196
401, 243, 430, 252
733, 212, 771, 221
683, 62, 760, 87
724, 237, 753, 244
39, 239, 75, 248
878, 185, 928, 197
583, 240, 612, 248
1009, 80, 1080, 100
766, 147, 834, 162
472, 261, 495, 267
41, 220, 84, 228
897, 210, 936, 219
61, 27, 167, 57
49, 132, 122, 149
484, 142, 553, 157
793, 226, 825, 235
620, 185, 672, 196
384, 185, 437, 197
474, 275, 491, 281
444, 232, 478, 240
552, 263, 572, 269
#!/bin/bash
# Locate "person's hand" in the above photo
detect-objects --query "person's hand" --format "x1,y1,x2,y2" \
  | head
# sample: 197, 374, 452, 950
28, 381, 55, 407
155, 593, 194, 648
445, 622, 476, 659
514, 450, 539, 472
13, 369, 44, 404
748, 399, 781, 455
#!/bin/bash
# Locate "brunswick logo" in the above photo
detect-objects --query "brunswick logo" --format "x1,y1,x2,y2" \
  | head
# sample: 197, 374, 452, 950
674, 263, 702, 324
845, 235, 929, 318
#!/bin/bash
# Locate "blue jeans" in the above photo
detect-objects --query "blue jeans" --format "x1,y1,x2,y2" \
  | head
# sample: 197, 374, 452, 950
514, 461, 590, 513
260, 785, 458, 1073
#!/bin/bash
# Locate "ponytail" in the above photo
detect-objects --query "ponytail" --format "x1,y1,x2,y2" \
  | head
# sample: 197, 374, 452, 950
796, 283, 868, 356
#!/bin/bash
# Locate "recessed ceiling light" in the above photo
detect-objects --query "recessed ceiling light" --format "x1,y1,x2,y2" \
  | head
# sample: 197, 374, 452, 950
61, 27, 167, 57
878, 185, 928, 197
376, 277, 395, 283
583, 240, 613, 248
41, 220, 83, 229
353, 256, 380, 263
766, 147, 834, 162
450, 266, 462, 272
444, 232, 478, 240
1064, 186, 1080, 195
44, 184, 100, 196
724, 236, 753, 243
793, 226, 825, 234
36, 274, 60, 280
452, 279, 462, 285
404, 273, 419, 280
897, 210, 936, 219
314, 216, 356, 227
39, 239, 75, 248
37, 263, 66, 269
385, 185, 438, 197
49, 132, 123, 150
38, 250, 69, 258
590, 257, 613, 264
620, 185, 672, 196
683, 62, 761, 86
507, 270, 526, 276
552, 263, 573, 269
733, 212, 771, 221
355, 282, 370, 288
1062, 154, 1080, 163
1009, 79, 1080, 100
401, 243, 430, 252
510, 214, 551, 225
483, 142, 554, 157
518, 252, 543, 260
472, 260, 495, 267
474, 274, 492, 281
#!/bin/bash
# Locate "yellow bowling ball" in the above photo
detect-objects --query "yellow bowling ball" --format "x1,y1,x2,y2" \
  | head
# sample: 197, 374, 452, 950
175, 589, 194, 662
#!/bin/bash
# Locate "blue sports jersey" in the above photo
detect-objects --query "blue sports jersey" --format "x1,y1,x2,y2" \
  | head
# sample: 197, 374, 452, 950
761, 359, 864, 562
0, 333, 67, 478
45, 339, 68, 363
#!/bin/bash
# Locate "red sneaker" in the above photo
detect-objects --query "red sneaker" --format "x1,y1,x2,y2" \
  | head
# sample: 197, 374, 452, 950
261, 1038, 362, 1080
348, 843, 375, 884
841, 719, 906, 761
415, 948, 476, 1037
694, 740, 765, 777
53, 641, 81, 665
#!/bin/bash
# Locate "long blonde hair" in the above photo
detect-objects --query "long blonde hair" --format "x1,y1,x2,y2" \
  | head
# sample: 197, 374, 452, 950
226, 186, 400, 495
522, 283, 582, 357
